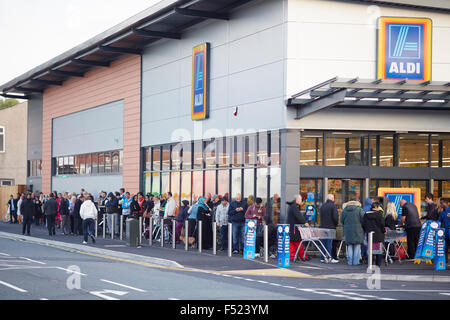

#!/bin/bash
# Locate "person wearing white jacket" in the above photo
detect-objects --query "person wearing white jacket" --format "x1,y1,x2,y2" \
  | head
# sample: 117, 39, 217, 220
80, 195, 98, 244
164, 192, 177, 219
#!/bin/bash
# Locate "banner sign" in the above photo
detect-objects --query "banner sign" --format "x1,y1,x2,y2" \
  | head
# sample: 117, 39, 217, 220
192, 43, 210, 120
378, 188, 421, 225
414, 220, 430, 261
434, 229, 446, 271
305, 205, 317, 224
277, 224, 290, 268
243, 219, 257, 260
377, 17, 432, 81
422, 221, 440, 259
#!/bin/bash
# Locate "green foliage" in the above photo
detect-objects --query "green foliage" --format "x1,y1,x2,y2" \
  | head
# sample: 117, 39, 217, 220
0, 98, 20, 110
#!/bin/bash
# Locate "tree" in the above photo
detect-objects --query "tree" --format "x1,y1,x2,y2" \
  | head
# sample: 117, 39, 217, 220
0, 98, 20, 110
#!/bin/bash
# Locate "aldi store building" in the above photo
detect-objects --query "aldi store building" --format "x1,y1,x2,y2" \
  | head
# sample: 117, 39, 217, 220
1, 0, 449, 223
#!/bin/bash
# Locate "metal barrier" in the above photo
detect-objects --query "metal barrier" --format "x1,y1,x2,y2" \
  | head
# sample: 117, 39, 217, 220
368, 231, 374, 271
385, 228, 409, 264
198, 220, 202, 253
228, 223, 232, 257
185, 220, 189, 251
103, 214, 106, 239
161, 217, 164, 248
120, 216, 124, 240
149, 217, 153, 246
95, 219, 98, 238
139, 216, 143, 246
264, 225, 268, 263
294, 225, 336, 263
111, 215, 114, 240
172, 220, 176, 249
212, 222, 217, 255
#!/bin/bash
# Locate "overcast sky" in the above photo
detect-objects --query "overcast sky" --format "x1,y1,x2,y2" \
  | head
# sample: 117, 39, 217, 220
0, 0, 160, 86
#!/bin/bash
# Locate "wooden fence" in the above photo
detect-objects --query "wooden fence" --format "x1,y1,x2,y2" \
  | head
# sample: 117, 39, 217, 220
0, 185, 26, 221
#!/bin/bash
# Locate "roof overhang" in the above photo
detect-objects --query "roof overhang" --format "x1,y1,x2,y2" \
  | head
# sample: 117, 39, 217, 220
287, 77, 450, 119
0, 0, 255, 99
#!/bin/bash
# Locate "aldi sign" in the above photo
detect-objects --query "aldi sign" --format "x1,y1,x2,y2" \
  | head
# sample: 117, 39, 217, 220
192, 43, 210, 120
377, 17, 432, 81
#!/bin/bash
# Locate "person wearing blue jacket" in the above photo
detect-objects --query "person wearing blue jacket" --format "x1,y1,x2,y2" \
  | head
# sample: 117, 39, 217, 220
228, 193, 248, 254
438, 199, 450, 265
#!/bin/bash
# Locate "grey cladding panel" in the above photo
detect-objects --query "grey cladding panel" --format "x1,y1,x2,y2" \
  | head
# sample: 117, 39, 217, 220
27, 98, 43, 160
52, 100, 123, 157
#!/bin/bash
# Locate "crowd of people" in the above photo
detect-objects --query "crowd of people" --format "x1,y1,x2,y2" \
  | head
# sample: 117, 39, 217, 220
5, 188, 450, 266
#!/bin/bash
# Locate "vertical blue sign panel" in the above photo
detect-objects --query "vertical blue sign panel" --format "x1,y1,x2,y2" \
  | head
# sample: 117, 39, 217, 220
244, 220, 257, 260
277, 224, 290, 268
434, 229, 446, 271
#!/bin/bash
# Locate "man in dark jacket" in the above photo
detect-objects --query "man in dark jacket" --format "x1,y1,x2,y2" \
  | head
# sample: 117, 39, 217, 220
228, 193, 248, 254
400, 200, 422, 259
73, 195, 84, 236
423, 193, 439, 221
319, 194, 339, 263
287, 195, 309, 261
362, 201, 385, 267
20, 193, 35, 236
60, 196, 70, 235
44, 193, 58, 236
7, 195, 18, 224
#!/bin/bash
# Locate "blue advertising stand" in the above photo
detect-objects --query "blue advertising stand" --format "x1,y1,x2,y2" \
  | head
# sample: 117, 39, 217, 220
422, 221, 440, 260
277, 224, 290, 268
243, 220, 257, 260
414, 220, 431, 261
433, 229, 446, 271
305, 205, 317, 226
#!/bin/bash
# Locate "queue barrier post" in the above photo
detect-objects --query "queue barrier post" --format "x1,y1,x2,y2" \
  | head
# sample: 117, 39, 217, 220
172, 219, 176, 249
368, 231, 374, 271
264, 225, 269, 263
212, 222, 217, 255
185, 220, 189, 251
198, 220, 203, 253
139, 216, 143, 246
103, 214, 106, 239
161, 217, 164, 248
228, 223, 232, 258
149, 217, 153, 246
120, 215, 124, 240
111, 214, 114, 240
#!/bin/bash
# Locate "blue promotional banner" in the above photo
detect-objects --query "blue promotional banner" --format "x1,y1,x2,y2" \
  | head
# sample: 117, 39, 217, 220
305, 205, 316, 224
243, 220, 257, 260
277, 224, 290, 268
422, 221, 440, 259
191, 43, 210, 120
414, 220, 431, 261
434, 229, 446, 271
306, 192, 315, 203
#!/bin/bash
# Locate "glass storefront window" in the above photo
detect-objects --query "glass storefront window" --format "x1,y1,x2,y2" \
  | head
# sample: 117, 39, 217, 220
369, 179, 391, 198
145, 148, 151, 171
243, 168, 254, 199
399, 180, 428, 213
218, 138, 230, 169
270, 130, 280, 166
181, 172, 191, 203
218, 170, 229, 198
85, 154, 91, 175
398, 134, 429, 167
182, 142, 192, 170
79, 155, 85, 175
300, 179, 323, 208
204, 170, 216, 196
328, 179, 363, 211
431, 134, 450, 168
256, 168, 268, 205
91, 153, 98, 174
233, 136, 244, 168
104, 152, 111, 173
172, 144, 182, 171
257, 132, 269, 167
192, 171, 203, 201
325, 132, 369, 166
144, 173, 151, 195
98, 153, 105, 174
151, 172, 160, 195
162, 145, 171, 171
325, 133, 347, 166
269, 167, 281, 225
171, 172, 180, 203
194, 141, 203, 170
300, 132, 323, 166
231, 169, 242, 200
112, 151, 119, 173
161, 172, 170, 196
153, 147, 161, 171
245, 135, 256, 166
204, 140, 216, 169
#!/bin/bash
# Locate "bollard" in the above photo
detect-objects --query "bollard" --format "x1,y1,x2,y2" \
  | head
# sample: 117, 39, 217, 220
228, 223, 233, 258
120, 216, 124, 241
149, 217, 153, 246
139, 216, 143, 246
161, 217, 164, 248
264, 225, 269, 263
198, 220, 203, 253
103, 214, 106, 239
172, 219, 176, 249
212, 222, 217, 255
368, 231, 374, 271
95, 219, 98, 238
185, 220, 189, 251
111, 214, 114, 240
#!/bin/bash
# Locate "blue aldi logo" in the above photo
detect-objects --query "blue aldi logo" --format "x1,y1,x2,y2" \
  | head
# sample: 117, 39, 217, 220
377, 17, 432, 81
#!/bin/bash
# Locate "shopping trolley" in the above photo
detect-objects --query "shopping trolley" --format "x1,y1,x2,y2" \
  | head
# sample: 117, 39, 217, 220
384, 228, 409, 265
294, 225, 336, 263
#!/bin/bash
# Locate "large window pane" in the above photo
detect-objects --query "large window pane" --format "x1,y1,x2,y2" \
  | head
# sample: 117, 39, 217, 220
369, 179, 391, 197
400, 180, 428, 214
144, 173, 151, 195
256, 168, 268, 205
85, 154, 91, 175
270, 130, 280, 166
300, 179, 323, 208
161, 172, 170, 196
68, 156, 75, 175
218, 170, 229, 198
153, 147, 161, 171
171, 172, 180, 203
91, 154, 98, 174
398, 134, 429, 167
325, 133, 346, 166
112, 151, 119, 173
257, 132, 269, 167
431, 134, 450, 168
193, 141, 203, 169
300, 132, 323, 166
145, 148, 151, 171
172, 144, 182, 171
218, 138, 230, 168
243, 168, 254, 199
245, 135, 256, 166
372, 134, 394, 167
119, 150, 123, 173
79, 155, 85, 175
231, 169, 242, 199
269, 167, 281, 225
98, 153, 105, 174
182, 142, 192, 170
328, 179, 363, 212
151, 172, 160, 195
325, 132, 369, 166
162, 145, 171, 171
192, 171, 203, 201
204, 170, 216, 196
181, 172, 192, 203
204, 139, 216, 169
104, 152, 111, 173
233, 136, 244, 167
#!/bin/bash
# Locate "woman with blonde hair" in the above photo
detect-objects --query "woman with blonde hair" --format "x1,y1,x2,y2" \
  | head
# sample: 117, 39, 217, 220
385, 202, 398, 230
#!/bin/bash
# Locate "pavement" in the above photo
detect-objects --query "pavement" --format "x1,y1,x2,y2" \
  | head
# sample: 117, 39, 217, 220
1, 221, 449, 283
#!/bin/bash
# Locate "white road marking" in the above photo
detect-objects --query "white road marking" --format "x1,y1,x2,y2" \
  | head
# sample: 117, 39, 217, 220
20, 257, 46, 265
100, 279, 146, 292
0, 253, 11, 256
440, 293, 450, 297
0, 280, 28, 293
169, 298, 180, 300
40, 298, 49, 300
55, 267, 86, 276
90, 289, 128, 300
